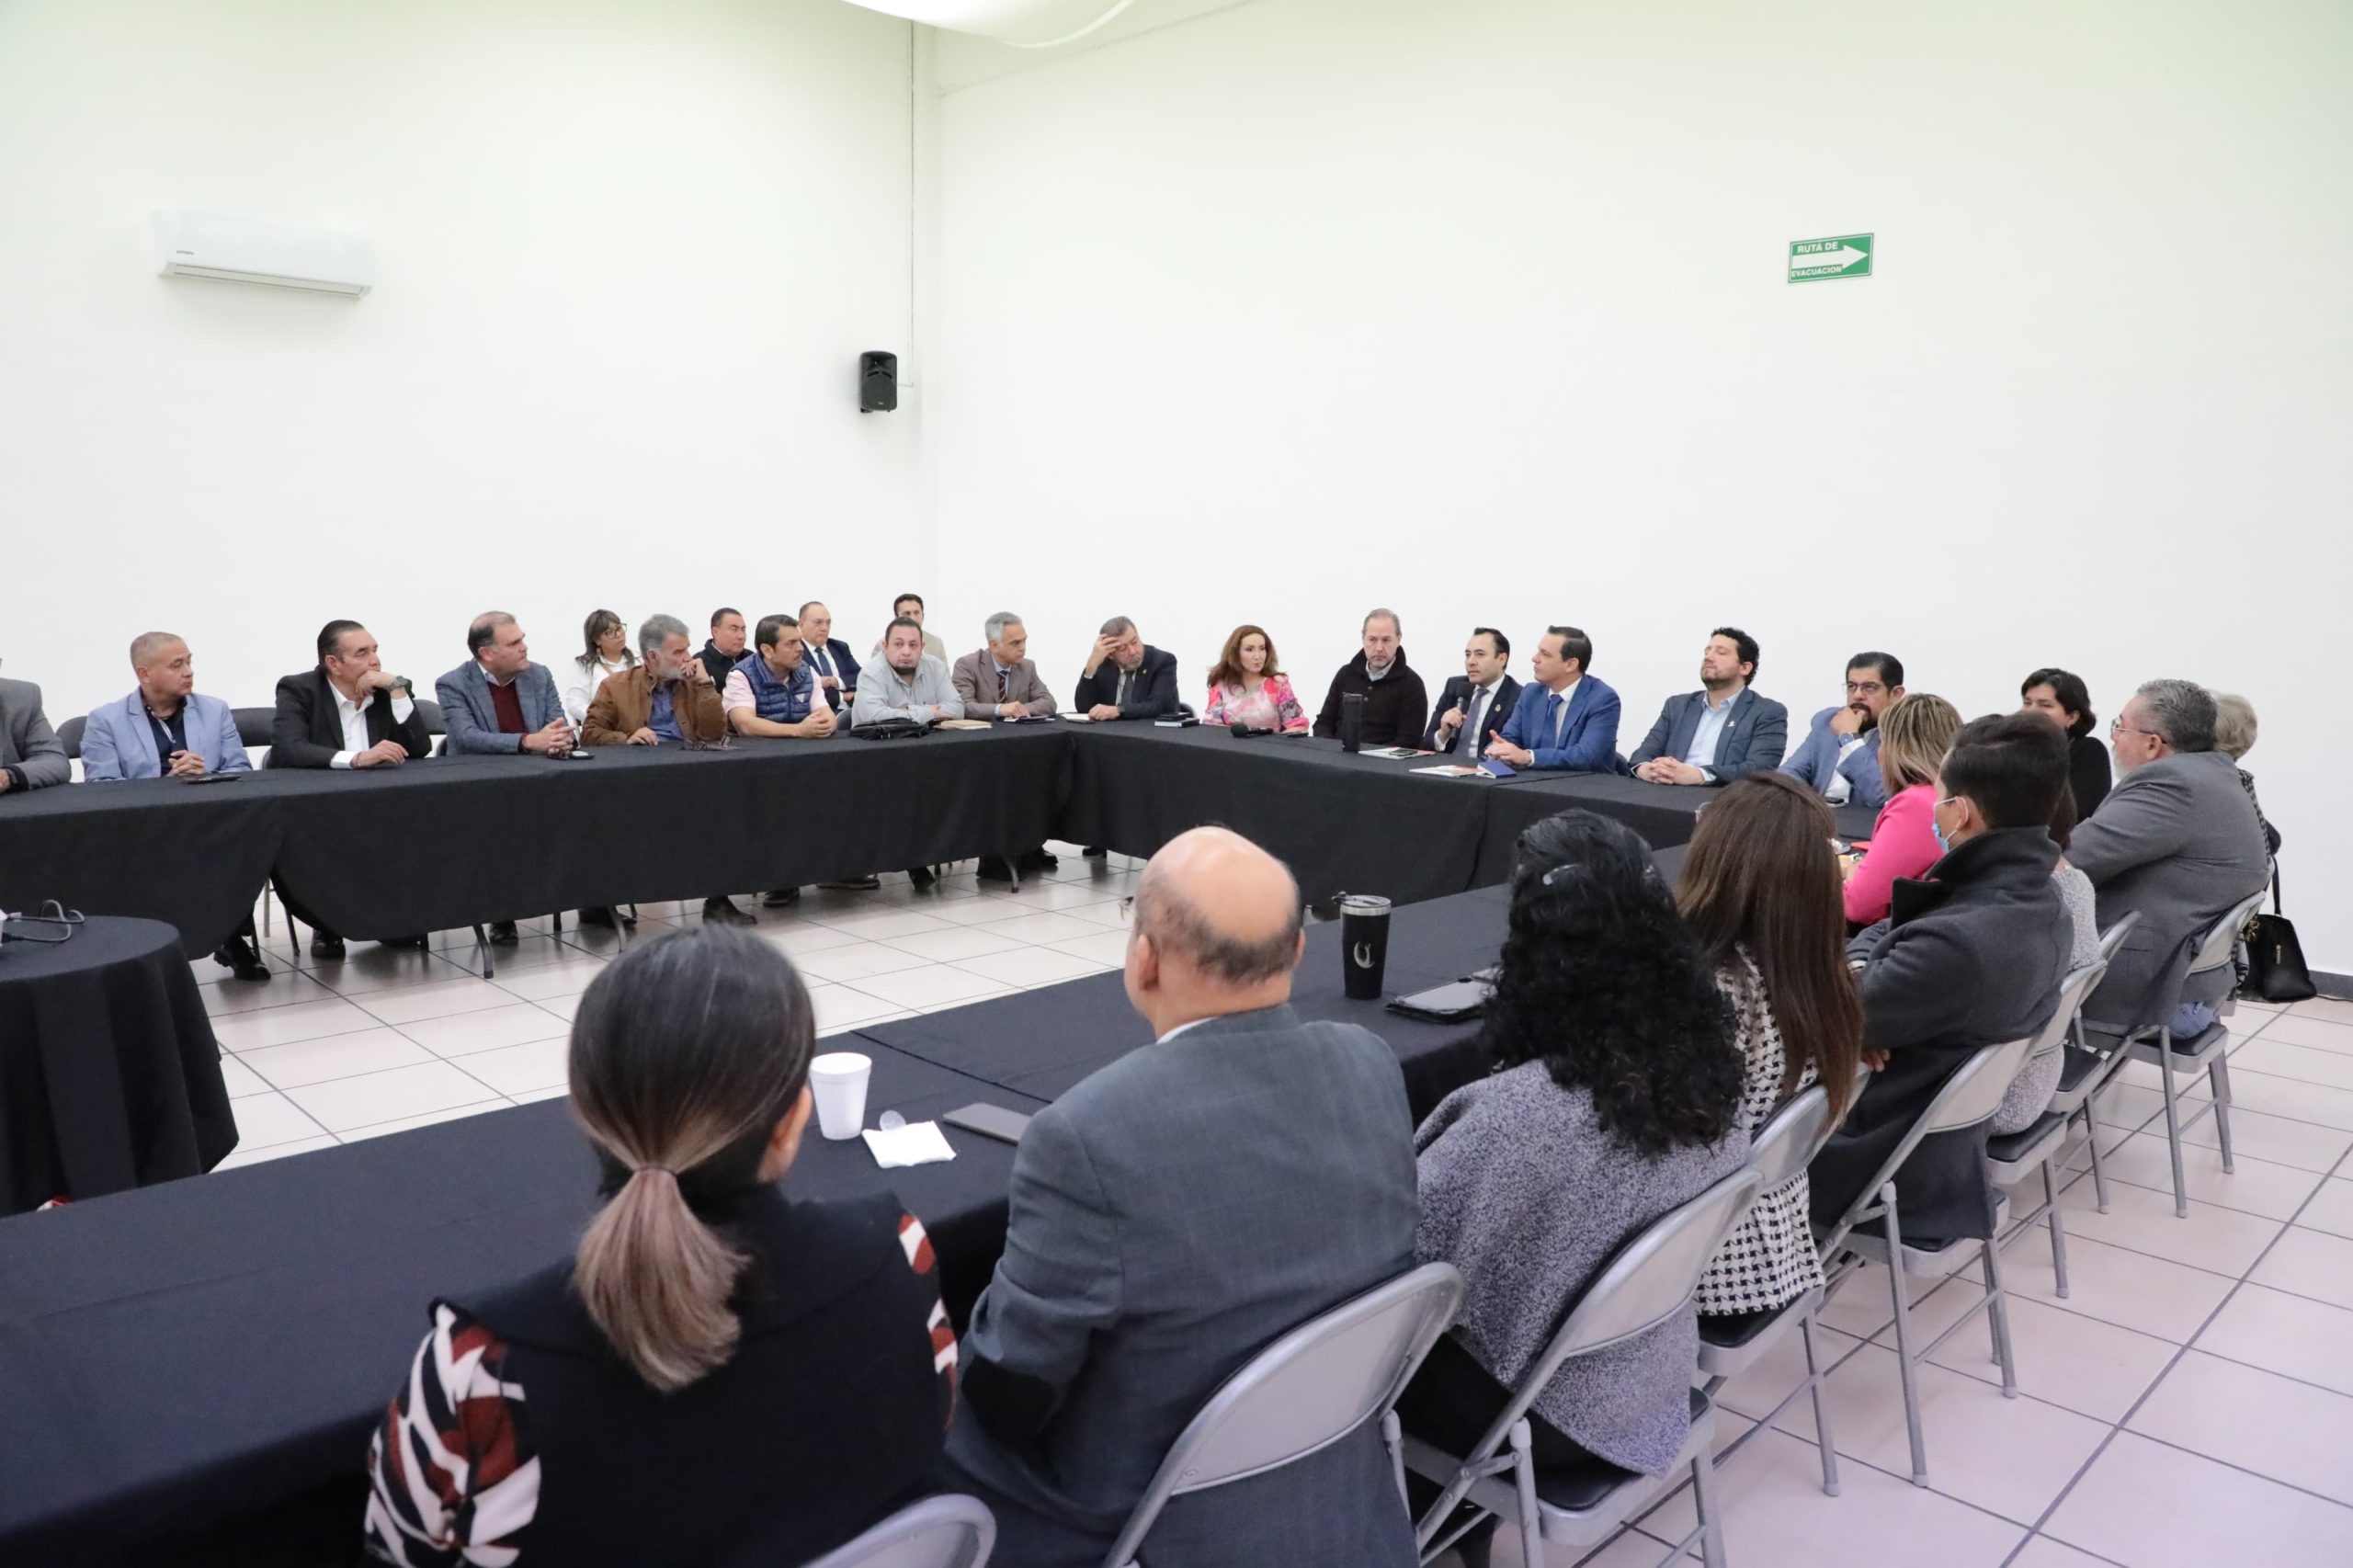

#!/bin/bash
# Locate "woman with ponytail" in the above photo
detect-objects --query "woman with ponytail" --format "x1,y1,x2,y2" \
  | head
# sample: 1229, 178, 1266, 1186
363, 926, 956, 1567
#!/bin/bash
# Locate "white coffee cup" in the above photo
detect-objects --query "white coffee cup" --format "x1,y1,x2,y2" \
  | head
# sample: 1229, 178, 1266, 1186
808, 1052, 872, 1141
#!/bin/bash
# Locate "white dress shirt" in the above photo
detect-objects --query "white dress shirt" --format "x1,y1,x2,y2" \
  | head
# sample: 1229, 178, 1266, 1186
1825, 732, 1868, 804
1682, 687, 1741, 777
328, 681, 415, 769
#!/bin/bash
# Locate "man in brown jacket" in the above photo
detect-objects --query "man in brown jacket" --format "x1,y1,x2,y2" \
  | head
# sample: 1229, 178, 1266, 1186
584, 613, 726, 746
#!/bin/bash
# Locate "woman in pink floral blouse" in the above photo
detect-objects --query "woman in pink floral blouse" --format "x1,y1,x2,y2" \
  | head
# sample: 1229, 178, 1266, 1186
1202, 623, 1310, 732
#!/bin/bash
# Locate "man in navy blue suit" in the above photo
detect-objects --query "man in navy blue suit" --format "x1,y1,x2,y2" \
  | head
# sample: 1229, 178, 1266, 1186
1779, 650, 1905, 812
1484, 626, 1619, 773
1420, 627, 1521, 756
796, 600, 861, 714
1628, 626, 1790, 786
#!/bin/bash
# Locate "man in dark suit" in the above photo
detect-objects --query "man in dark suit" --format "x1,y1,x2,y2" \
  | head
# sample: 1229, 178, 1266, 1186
1420, 626, 1520, 756
1629, 626, 1790, 785
268, 619, 436, 959
695, 608, 748, 687
1813, 714, 2074, 1243
797, 600, 860, 714
1073, 616, 1179, 721
2068, 679, 2268, 1033
944, 827, 1421, 1568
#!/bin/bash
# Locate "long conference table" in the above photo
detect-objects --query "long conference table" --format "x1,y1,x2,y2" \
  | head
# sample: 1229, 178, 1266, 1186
0, 722, 1870, 1565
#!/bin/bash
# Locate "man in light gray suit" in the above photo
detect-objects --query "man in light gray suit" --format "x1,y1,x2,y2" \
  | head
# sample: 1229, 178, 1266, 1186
435, 612, 574, 944
0, 676, 69, 795
944, 827, 1421, 1568
2068, 678, 2268, 1033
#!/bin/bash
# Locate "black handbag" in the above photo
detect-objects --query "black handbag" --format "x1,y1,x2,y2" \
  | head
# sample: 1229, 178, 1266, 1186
848, 718, 931, 742
2242, 869, 2316, 1004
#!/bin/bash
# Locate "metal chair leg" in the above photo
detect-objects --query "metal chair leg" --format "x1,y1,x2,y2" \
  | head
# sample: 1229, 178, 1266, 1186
2081, 1107, 2112, 1213
2042, 1162, 2071, 1299
1799, 1312, 1842, 1496
470, 924, 495, 981
2210, 1050, 2236, 1173
1880, 1187, 1929, 1485
1692, 1444, 1730, 1568
2156, 1028, 2189, 1217
1983, 1236, 2020, 1398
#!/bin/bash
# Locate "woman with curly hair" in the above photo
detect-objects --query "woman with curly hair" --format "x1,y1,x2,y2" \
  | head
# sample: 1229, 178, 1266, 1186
1398, 811, 1746, 1563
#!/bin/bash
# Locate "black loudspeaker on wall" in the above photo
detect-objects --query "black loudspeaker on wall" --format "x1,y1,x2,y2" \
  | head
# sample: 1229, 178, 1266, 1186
859, 351, 898, 413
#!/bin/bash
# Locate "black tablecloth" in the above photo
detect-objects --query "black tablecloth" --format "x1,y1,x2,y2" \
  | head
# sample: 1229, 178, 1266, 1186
0, 916, 235, 1217
0, 724, 1769, 963
0, 1040, 1043, 1564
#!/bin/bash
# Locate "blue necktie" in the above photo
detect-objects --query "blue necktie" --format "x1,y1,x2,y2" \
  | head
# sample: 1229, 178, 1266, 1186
1546, 692, 1563, 745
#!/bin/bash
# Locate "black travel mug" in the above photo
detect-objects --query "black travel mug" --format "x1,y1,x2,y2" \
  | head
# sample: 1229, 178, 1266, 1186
1340, 893, 1392, 1000
1338, 692, 1366, 753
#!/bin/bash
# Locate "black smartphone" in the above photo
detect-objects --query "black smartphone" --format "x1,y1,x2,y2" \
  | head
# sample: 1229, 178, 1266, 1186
941, 1102, 1032, 1145
1385, 979, 1492, 1022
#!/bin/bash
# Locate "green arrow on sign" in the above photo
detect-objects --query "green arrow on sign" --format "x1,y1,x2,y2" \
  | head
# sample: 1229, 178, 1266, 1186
1789, 233, 1873, 282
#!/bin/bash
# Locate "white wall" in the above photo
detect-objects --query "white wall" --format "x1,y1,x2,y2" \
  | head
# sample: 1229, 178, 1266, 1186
920, 0, 2353, 970
0, 0, 920, 721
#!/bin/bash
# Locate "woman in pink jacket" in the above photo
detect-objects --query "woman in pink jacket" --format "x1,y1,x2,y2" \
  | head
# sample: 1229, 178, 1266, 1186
1202, 623, 1311, 732
1842, 693, 1963, 926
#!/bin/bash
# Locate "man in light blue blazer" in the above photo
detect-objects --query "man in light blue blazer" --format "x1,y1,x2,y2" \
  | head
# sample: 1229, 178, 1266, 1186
1629, 626, 1790, 785
81, 631, 251, 782
1779, 649, 1904, 813
1484, 625, 1620, 773
433, 612, 574, 757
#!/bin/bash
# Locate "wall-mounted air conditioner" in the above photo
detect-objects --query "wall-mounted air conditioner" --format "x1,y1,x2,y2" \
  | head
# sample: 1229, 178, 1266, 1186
154, 210, 376, 297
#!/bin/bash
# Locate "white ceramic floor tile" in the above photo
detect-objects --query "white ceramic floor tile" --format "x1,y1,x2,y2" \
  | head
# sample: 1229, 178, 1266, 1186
2165, 1104, 2353, 1175
212, 1134, 340, 1170
209, 997, 383, 1052
2057, 1176, 2285, 1278
306, 952, 465, 996
979, 880, 1127, 913
806, 910, 959, 941
847, 965, 1016, 1011
2249, 1226, 2353, 1311
2232, 1039, 2353, 1093
535, 993, 584, 1023
491, 959, 608, 1004
1768, 1342, 2109, 1523
1047, 929, 1137, 967
199, 971, 336, 1017
2286, 996, 2353, 1028
2068, 1132, 2325, 1221
790, 940, 940, 984
351, 977, 520, 1027
880, 926, 1031, 963
451, 1037, 571, 1097
2129, 1349, 2353, 1506
238, 1028, 437, 1090
2044, 1430, 2353, 1568
2198, 1283, 2353, 1400
2253, 1012, 2353, 1055
809, 986, 913, 1032
213, 1053, 272, 1099
281, 1062, 504, 1132
2007, 1538, 2122, 1568
230, 1091, 332, 1150
510, 1084, 571, 1105
907, 894, 1054, 927
971, 910, 1108, 946
2293, 1176, 2353, 1241
1708, 1316, 1865, 1425
338, 1101, 517, 1141
1923, 1292, 2178, 1423
397, 1003, 571, 1059
760, 921, 882, 957
1063, 898, 1137, 930
1993, 1233, 2238, 1344
959, 947, 1115, 988
2198, 1067, 2353, 1131
1638, 1424, 2026, 1568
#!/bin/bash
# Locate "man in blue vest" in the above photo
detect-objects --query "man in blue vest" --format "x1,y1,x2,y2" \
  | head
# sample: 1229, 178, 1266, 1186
724, 612, 838, 907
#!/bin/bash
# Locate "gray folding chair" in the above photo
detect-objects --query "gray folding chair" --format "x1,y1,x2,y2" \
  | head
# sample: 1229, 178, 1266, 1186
2105, 891, 2268, 1217
1699, 1069, 1865, 1498
798, 1494, 995, 1568
1985, 959, 2112, 1297
2053, 913, 2143, 1214
1404, 1167, 1766, 1568
1101, 1261, 1463, 1568
1814, 1032, 2037, 1487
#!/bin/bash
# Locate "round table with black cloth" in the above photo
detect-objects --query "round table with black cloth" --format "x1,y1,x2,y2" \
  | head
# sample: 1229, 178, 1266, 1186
0, 916, 236, 1216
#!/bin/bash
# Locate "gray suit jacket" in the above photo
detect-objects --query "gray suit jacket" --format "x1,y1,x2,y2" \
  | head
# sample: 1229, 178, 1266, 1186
949, 649, 1058, 720
2068, 749, 2269, 1029
433, 661, 566, 755
1626, 687, 1790, 782
0, 677, 69, 792
947, 1005, 1420, 1568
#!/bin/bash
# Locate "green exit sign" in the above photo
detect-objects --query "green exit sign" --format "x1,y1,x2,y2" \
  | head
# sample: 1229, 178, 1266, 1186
1789, 233, 1873, 282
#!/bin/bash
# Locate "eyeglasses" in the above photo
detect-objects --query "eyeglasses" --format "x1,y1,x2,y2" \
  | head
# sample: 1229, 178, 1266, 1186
1844, 680, 1887, 697
2109, 718, 2158, 739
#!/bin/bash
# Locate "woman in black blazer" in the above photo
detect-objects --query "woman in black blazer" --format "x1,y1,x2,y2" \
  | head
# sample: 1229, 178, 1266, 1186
2020, 666, 2111, 818
364, 927, 955, 1568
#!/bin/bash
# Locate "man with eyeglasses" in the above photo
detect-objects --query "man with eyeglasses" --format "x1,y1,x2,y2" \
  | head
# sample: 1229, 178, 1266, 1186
2067, 679, 2268, 1035
1780, 650, 1904, 812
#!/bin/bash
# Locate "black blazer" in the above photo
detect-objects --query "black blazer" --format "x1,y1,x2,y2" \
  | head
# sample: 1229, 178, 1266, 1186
1418, 674, 1522, 754
2068, 733, 2112, 820
266, 668, 431, 769
807, 638, 863, 712
1072, 645, 1180, 719
1812, 828, 2073, 1243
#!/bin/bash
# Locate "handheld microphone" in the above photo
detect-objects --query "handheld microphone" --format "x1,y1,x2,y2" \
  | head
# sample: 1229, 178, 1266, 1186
1229, 722, 1274, 739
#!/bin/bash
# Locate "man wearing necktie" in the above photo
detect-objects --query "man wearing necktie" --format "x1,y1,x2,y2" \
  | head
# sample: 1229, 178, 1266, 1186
1422, 627, 1521, 755
1074, 616, 1181, 722
1484, 625, 1621, 773
796, 600, 861, 714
